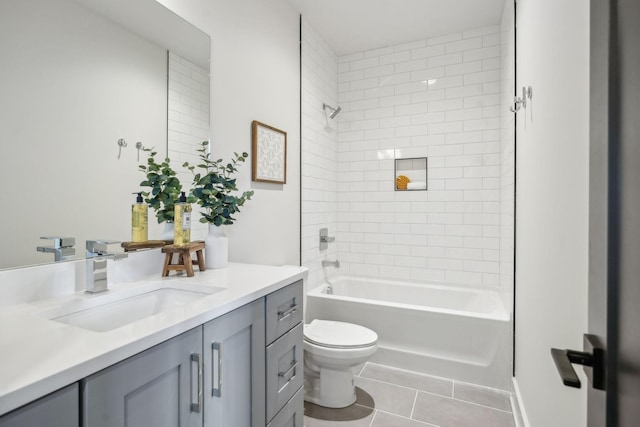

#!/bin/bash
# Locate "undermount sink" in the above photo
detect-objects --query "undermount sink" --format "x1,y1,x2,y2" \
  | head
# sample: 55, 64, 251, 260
48, 285, 223, 332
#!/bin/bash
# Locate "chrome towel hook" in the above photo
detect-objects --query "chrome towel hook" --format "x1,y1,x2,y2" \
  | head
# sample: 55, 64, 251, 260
135, 141, 145, 161
117, 138, 127, 159
509, 96, 523, 113
509, 86, 533, 113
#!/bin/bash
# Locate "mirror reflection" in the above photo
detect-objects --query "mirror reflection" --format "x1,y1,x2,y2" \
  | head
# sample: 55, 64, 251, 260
0, 0, 210, 270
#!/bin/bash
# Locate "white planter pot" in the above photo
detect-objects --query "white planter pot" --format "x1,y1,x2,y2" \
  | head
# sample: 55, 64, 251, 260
205, 224, 228, 269
160, 222, 174, 241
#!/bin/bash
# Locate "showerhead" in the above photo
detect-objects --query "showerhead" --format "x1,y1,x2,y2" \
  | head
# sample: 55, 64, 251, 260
323, 103, 342, 119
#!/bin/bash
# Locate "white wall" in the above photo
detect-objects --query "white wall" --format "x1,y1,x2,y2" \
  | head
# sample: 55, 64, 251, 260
514, 0, 589, 425
157, 0, 301, 266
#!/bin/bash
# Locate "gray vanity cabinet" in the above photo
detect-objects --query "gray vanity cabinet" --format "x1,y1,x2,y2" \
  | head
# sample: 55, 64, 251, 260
3, 279, 304, 427
0, 383, 79, 427
203, 299, 265, 427
82, 327, 203, 427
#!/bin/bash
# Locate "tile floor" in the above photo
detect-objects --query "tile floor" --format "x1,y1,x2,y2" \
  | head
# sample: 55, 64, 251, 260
304, 363, 518, 427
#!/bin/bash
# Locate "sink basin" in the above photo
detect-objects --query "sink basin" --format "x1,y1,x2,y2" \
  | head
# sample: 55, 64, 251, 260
51, 287, 218, 332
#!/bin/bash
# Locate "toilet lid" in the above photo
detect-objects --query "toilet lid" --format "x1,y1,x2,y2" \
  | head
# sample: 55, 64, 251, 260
304, 319, 378, 349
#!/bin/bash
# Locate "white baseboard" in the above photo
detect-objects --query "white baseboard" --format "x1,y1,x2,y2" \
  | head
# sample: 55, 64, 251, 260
512, 377, 531, 427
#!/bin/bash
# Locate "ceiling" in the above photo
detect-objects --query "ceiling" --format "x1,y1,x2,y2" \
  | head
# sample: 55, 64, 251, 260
286, 0, 507, 56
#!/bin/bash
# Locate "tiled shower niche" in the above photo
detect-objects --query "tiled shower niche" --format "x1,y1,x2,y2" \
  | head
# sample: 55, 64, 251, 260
395, 157, 428, 191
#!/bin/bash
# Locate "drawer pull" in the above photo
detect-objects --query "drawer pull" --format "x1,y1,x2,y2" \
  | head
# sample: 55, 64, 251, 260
278, 360, 298, 378
190, 353, 202, 413
277, 303, 297, 320
212, 342, 222, 397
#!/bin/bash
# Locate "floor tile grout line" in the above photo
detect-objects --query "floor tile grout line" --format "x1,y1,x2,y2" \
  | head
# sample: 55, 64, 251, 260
366, 362, 456, 381
366, 362, 511, 400
452, 378, 513, 397
368, 409, 377, 427
409, 389, 419, 419
357, 373, 454, 399
365, 361, 457, 386
451, 396, 514, 414
415, 389, 515, 414
376, 408, 441, 427
358, 375, 427, 394
356, 362, 367, 377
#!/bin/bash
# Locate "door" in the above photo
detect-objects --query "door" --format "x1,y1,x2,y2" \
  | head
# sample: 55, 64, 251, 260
203, 299, 265, 427
596, 0, 640, 425
553, 0, 640, 425
83, 327, 203, 427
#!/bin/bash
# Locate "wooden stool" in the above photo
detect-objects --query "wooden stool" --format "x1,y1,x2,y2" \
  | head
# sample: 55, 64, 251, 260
161, 241, 206, 277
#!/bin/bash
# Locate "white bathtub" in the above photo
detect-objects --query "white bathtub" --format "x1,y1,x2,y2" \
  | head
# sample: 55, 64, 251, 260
306, 276, 512, 390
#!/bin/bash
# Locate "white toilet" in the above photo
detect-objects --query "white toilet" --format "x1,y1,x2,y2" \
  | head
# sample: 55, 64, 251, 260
303, 319, 378, 408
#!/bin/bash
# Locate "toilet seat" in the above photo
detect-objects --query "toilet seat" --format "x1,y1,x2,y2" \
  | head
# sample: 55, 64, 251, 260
304, 319, 377, 349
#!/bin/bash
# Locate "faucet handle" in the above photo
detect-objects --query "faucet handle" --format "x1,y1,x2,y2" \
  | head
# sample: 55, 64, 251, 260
40, 236, 75, 248
86, 239, 120, 254
319, 228, 336, 250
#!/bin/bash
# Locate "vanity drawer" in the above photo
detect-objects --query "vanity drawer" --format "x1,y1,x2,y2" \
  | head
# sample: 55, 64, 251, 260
266, 323, 303, 422
266, 280, 303, 345
266, 387, 303, 427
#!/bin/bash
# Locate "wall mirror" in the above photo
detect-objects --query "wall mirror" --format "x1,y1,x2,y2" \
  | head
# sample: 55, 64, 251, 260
0, 0, 210, 270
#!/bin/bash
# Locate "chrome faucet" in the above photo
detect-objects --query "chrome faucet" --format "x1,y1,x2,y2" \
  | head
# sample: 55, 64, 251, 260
85, 240, 128, 294
322, 259, 340, 269
36, 236, 75, 262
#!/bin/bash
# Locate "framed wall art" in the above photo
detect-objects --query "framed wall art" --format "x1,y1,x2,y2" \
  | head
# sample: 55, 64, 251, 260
251, 120, 287, 184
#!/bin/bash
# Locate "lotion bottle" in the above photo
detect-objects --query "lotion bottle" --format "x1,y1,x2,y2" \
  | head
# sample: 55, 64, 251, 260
174, 191, 192, 246
131, 192, 148, 242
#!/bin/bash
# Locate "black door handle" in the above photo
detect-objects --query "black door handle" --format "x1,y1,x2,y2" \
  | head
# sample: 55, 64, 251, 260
551, 334, 605, 390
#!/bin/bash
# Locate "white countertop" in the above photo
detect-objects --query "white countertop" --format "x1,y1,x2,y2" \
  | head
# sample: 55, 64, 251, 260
0, 262, 307, 416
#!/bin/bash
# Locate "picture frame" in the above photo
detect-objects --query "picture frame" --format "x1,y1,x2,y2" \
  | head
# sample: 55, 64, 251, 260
251, 120, 287, 184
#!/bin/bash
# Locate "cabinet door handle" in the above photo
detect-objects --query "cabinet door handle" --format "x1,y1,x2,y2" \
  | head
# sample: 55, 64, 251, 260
278, 359, 298, 379
212, 342, 222, 397
190, 353, 202, 413
277, 303, 297, 320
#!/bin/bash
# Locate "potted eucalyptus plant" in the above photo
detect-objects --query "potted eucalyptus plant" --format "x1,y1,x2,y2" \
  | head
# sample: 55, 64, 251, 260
184, 141, 254, 268
138, 148, 187, 240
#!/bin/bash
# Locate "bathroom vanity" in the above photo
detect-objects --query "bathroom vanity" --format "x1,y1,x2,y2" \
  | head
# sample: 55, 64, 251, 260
0, 260, 306, 427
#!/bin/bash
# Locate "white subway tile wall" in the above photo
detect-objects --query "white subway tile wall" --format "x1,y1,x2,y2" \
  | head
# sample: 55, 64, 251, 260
167, 52, 210, 237
302, 22, 513, 292
335, 26, 502, 287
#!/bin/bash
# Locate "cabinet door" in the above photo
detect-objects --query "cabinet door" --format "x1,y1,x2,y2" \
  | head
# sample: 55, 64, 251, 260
203, 299, 265, 427
0, 383, 78, 427
83, 327, 203, 427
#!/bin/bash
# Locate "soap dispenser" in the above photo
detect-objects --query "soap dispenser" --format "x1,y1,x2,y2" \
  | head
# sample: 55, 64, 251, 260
131, 192, 148, 242
174, 191, 192, 246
